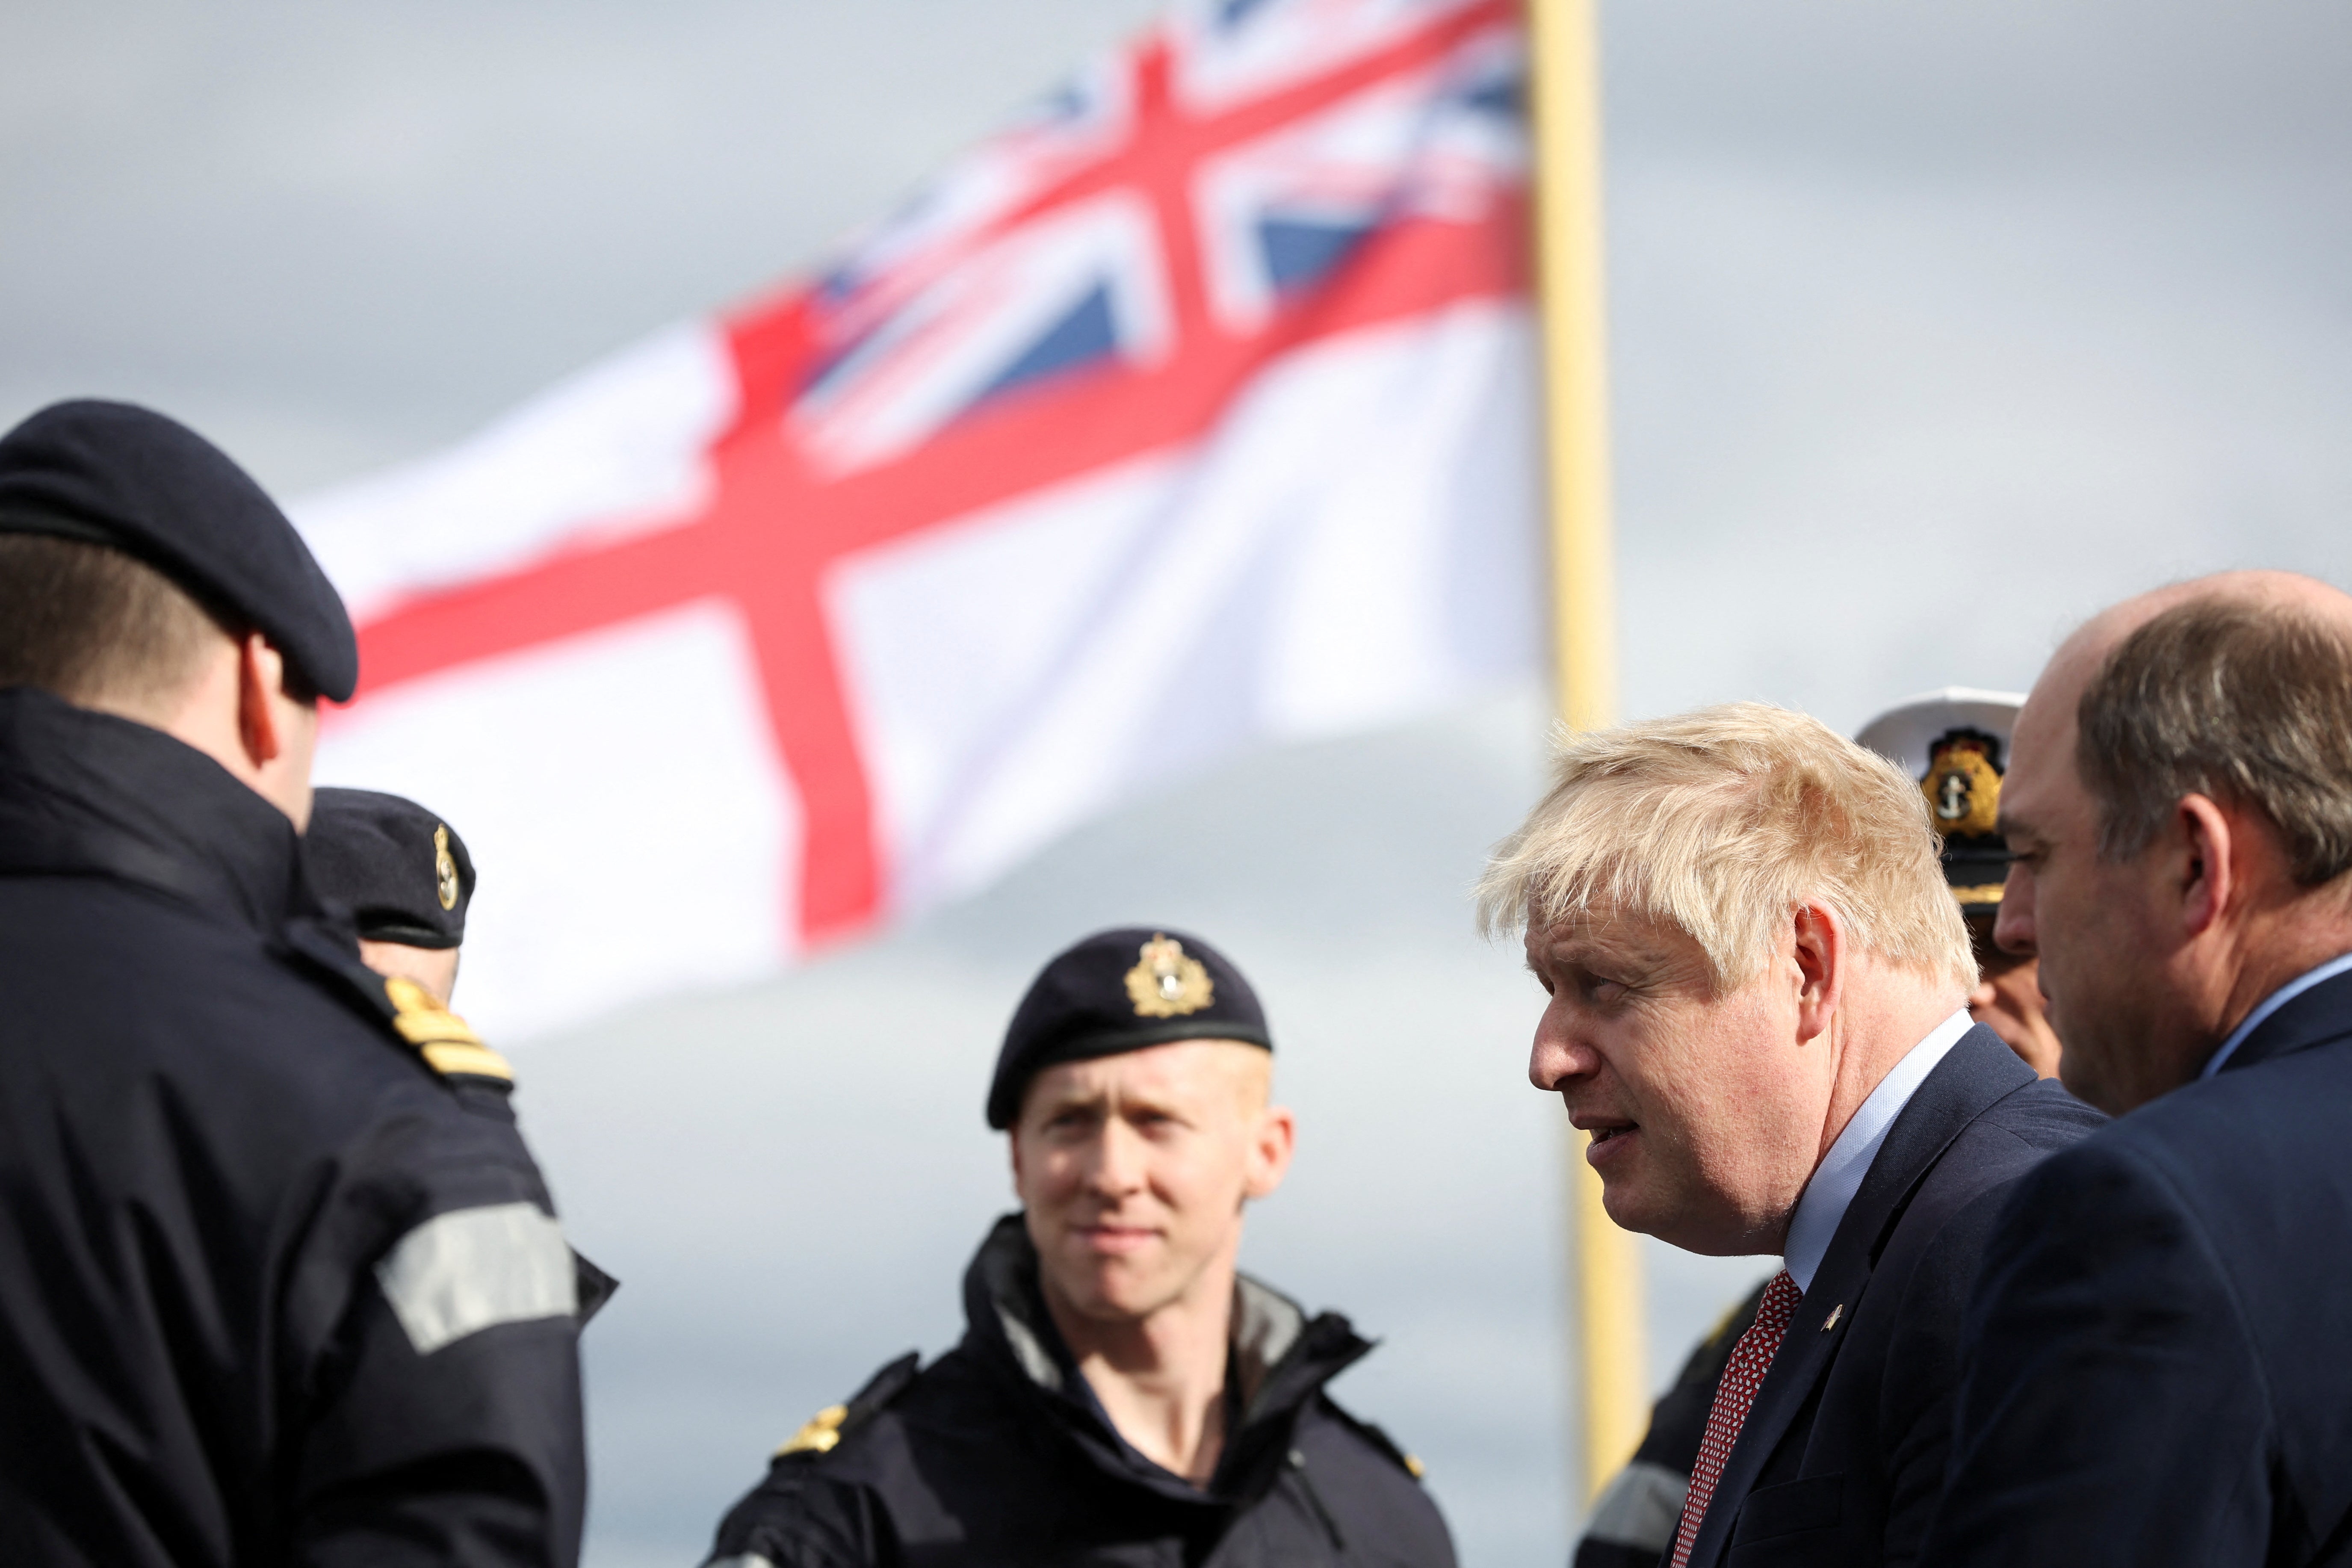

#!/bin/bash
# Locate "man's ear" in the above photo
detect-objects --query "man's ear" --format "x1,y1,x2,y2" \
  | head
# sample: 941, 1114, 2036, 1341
1791, 902, 1845, 1046
2174, 794, 2237, 941
1244, 1104, 1297, 1202
234, 632, 285, 768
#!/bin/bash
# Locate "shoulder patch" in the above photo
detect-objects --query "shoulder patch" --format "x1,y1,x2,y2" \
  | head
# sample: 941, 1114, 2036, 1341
384, 975, 515, 1084
773, 1351, 921, 1462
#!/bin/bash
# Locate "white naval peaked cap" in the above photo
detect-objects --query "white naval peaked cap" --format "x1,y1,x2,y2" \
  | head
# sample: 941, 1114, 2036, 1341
1853, 686, 2027, 778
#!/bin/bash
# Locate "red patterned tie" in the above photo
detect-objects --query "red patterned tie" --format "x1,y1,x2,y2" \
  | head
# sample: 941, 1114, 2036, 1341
1667, 1268, 1803, 1568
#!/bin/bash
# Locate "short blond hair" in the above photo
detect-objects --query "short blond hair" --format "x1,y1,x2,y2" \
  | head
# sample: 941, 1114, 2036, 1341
1477, 702, 1975, 994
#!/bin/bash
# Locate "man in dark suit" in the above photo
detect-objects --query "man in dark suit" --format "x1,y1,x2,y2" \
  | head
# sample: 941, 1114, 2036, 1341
1572, 684, 2072, 1568
1481, 702, 2100, 1568
1922, 572, 2352, 1568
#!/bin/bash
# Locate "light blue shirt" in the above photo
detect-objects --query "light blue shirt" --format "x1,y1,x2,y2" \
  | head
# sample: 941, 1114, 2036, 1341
1781, 1009, 1975, 1293
2198, 949, 2352, 1079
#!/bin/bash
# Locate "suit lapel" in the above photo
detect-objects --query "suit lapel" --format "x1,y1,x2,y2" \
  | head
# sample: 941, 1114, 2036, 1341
1685, 1028, 2030, 1568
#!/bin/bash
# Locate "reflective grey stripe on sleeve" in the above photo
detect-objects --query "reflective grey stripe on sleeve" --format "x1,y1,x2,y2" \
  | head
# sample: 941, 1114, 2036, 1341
375, 1202, 577, 1354
703, 1557, 778, 1568
1580, 1458, 1690, 1551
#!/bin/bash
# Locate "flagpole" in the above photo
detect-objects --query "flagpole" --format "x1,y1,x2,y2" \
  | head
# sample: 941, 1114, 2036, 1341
1525, 0, 1648, 1504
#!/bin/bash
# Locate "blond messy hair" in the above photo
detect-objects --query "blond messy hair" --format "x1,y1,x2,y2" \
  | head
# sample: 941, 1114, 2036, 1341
1477, 702, 1976, 995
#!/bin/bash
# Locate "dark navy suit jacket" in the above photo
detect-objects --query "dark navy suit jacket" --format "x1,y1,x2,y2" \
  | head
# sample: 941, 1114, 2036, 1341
1684, 1027, 2104, 1568
1923, 968, 2352, 1568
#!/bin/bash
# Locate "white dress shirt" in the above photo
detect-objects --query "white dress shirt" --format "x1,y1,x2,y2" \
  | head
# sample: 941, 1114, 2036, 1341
2198, 949, 2352, 1079
1780, 1008, 1975, 1292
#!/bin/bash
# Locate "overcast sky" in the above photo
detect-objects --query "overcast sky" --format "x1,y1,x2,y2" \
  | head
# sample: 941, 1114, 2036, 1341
7, 3, 2350, 1564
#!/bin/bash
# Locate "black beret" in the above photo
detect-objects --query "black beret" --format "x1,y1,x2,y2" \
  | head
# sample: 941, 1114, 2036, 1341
987, 927, 1271, 1130
0, 399, 358, 702
306, 788, 476, 948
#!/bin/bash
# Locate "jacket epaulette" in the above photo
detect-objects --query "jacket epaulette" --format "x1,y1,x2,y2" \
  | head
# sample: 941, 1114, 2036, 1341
281, 916, 515, 1086
381, 974, 515, 1083
1322, 1396, 1428, 1481
773, 1352, 922, 1462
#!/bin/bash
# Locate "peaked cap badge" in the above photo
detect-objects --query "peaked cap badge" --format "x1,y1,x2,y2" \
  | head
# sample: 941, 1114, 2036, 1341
1921, 732, 2002, 840
1125, 933, 1213, 1019
433, 824, 460, 911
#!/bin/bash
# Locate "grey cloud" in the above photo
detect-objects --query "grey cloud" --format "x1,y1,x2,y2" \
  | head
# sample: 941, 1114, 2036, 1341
7, 3, 2350, 1562
0, 2, 1164, 488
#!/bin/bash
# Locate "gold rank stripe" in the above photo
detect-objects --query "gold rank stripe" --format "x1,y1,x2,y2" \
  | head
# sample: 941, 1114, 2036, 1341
776, 1404, 848, 1457
389, 1008, 486, 1048
420, 1040, 515, 1082
1950, 884, 2007, 904
381, 976, 511, 1081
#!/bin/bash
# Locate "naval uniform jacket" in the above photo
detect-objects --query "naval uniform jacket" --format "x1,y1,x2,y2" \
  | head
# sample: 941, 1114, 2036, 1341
0, 688, 590, 1568
1680, 1026, 2103, 1568
705, 1214, 1455, 1568
1924, 968, 2352, 1568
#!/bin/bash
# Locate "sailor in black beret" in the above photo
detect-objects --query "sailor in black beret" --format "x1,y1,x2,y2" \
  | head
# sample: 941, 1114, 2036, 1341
704, 927, 1457, 1568
307, 787, 477, 1007
986, 926, 1272, 1129
0, 398, 358, 702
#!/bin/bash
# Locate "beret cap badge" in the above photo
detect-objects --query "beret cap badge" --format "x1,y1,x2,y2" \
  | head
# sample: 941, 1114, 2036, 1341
433, 824, 461, 912
1124, 933, 1213, 1019
987, 926, 1267, 1128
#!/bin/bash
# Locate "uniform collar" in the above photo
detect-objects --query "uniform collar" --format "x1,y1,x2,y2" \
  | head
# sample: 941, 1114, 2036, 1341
958, 1212, 1371, 1502
0, 685, 308, 938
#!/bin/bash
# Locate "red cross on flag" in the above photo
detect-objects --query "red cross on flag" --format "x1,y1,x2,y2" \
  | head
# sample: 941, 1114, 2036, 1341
298, 0, 1542, 1038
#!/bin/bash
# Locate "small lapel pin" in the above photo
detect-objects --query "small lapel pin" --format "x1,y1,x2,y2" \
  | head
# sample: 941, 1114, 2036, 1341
1821, 1303, 1845, 1333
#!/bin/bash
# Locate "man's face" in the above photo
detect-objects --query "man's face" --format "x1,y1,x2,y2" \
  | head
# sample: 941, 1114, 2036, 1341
1994, 670, 2181, 1111
1524, 910, 1832, 1255
1965, 916, 2062, 1078
1011, 1040, 1292, 1326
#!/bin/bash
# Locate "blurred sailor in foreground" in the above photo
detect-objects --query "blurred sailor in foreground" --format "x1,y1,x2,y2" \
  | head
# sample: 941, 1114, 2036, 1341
0, 401, 588, 1567
1572, 685, 2069, 1568
1924, 573, 2352, 1567
1486, 704, 2098, 1568
706, 927, 1455, 1568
